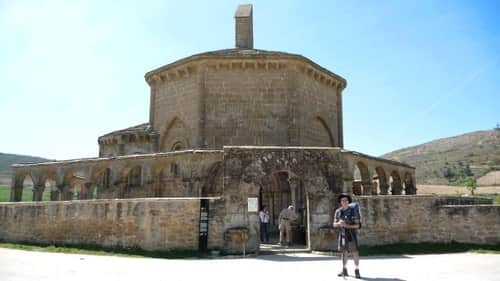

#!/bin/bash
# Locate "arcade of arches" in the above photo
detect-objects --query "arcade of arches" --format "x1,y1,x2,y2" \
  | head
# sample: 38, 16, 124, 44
10, 149, 415, 203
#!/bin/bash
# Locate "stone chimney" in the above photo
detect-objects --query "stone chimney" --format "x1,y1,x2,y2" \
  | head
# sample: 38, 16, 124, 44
235, 4, 253, 49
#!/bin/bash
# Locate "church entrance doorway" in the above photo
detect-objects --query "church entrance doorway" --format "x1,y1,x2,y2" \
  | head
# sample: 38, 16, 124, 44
259, 171, 308, 251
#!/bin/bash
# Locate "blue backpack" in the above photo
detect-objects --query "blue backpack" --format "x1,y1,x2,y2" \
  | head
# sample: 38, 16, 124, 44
349, 202, 362, 229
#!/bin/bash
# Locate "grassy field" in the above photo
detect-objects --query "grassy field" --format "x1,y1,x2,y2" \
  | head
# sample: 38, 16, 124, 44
417, 184, 500, 204
359, 241, 500, 255
417, 184, 500, 195
0, 185, 52, 202
0, 242, 204, 259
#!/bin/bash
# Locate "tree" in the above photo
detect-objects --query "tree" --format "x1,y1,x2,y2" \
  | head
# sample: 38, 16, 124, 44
464, 177, 477, 195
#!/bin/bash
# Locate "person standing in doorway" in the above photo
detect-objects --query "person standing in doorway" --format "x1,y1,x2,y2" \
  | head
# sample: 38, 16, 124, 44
259, 205, 270, 243
333, 194, 361, 278
278, 205, 297, 246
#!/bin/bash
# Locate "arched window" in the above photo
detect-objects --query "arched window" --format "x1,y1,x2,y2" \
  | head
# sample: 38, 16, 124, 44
171, 141, 184, 151
170, 163, 180, 177
127, 166, 142, 187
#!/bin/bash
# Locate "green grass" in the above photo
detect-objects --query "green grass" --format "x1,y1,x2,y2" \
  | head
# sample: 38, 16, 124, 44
359, 241, 500, 256
0, 241, 498, 258
493, 194, 500, 204
0, 241, 205, 259
0, 185, 53, 202
0, 185, 12, 202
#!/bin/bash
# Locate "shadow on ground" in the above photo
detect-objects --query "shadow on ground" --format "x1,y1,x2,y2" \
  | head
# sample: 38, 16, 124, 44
358, 277, 406, 281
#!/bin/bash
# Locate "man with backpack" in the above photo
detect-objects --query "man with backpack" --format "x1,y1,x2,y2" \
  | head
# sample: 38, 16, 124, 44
333, 193, 361, 278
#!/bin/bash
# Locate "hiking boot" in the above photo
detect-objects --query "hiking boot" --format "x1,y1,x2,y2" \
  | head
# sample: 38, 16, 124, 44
337, 268, 348, 277
355, 269, 361, 279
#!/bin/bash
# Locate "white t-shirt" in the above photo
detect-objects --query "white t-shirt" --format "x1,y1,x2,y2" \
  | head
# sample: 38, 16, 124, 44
259, 210, 270, 223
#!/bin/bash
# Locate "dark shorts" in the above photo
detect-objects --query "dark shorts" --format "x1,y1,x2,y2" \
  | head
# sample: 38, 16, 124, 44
338, 231, 359, 252
338, 241, 359, 252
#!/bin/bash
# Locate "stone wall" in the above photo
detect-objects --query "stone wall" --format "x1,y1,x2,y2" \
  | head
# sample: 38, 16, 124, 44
152, 71, 202, 151
0, 198, 204, 251
295, 65, 340, 147
204, 64, 293, 148
146, 55, 346, 152
0, 195, 498, 254
99, 140, 156, 158
355, 196, 500, 245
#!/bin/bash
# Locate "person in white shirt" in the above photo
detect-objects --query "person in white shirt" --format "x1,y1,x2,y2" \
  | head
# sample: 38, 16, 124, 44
259, 205, 270, 243
278, 205, 297, 246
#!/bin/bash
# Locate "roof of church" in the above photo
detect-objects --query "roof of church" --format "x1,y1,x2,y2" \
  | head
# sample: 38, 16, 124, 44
144, 48, 347, 86
98, 123, 157, 139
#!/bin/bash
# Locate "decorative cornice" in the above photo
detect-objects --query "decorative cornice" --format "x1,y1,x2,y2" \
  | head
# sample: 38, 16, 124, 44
98, 133, 157, 145
144, 49, 347, 90
296, 63, 346, 90
146, 57, 347, 90
146, 64, 197, 86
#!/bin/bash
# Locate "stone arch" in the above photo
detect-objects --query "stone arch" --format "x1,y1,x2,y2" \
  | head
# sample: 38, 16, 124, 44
160, 117, 190, 152
12, 172, 35, 202
403, 172, 416, 195
116, 164, 143, 198
353, 161, 371, 195
374, 166, 389, 195
60, 168, 88, 200
258, 170, 306, 241
123, 165, 143, 188
225, 149, 336, 249
40, 177, 56, 201
156, 162, 182, 197
309, 116, 335, 147
92, 166, 112, 199
201, 162, 223, 197
390, 171, 403, 195
171, 141, 185, 151
320, 163, 341, 193
36, 169, 57, 201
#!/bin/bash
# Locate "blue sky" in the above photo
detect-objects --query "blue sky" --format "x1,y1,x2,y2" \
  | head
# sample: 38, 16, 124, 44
1, 0, 499, 160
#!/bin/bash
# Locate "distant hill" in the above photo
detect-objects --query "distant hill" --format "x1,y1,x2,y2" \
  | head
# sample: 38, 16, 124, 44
382, 129, 500, 185
0, 153, 52, 185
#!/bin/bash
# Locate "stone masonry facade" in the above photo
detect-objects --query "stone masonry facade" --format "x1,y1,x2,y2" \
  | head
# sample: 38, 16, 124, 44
1, 194, 498, 253
7, 147, 418, 253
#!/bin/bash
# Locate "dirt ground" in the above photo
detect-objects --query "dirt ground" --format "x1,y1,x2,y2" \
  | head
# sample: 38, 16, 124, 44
417, 184, 500, 195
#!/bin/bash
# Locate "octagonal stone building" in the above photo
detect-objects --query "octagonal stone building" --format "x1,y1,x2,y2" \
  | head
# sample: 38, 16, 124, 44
99, 5, 346, 157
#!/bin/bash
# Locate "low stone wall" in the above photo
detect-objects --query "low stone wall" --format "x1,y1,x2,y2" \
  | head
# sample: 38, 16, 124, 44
0, 198, 204, 251
0, 196, 498, 254
356, 196, 500, 245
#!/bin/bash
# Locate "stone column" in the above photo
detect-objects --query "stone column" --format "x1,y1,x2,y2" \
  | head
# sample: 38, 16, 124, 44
60, 184, 73, 201
362, 182, 373, 195
379, 182, 389, 195
32, 184, 44, 201
142, 163, 154, 196
79, 182, 93, 200
289, 178, 299, 209
372, 181, 379, 195
391, 181, 403, 195
10, 174, 16, 202
337, 87, 344, 148
12, 183, 23, 202
342, 179, 353, 194
50, 189, 60, 201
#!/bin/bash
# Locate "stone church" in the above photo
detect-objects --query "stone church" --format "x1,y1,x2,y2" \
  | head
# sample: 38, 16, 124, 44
7, 5, 422, 253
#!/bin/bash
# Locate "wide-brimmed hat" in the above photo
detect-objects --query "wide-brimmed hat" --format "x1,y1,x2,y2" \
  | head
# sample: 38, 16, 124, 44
337, 193, 352, 203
